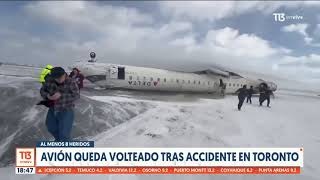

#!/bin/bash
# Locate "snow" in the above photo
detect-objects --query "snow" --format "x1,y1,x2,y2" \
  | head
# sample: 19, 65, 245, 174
21, 107, 41, 123
1, 90, 319, 180
0, 64, 42, 78
0, 132, 17, 159
88, 93, 320, 180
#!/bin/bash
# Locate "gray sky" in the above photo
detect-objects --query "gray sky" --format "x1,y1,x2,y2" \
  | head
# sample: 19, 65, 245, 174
0, 1, 320, 88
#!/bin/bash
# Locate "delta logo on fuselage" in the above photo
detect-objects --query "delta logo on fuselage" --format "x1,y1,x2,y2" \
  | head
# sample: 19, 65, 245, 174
128, 81, 159, 87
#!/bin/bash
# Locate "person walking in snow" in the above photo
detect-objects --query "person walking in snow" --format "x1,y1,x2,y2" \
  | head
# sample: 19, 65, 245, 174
259, 84, 267, 106
236, 85, 248, 111
246, 86, 254, 104
40, 67, 80, 141
264, 88, 273, 107
259, 83, 273, 107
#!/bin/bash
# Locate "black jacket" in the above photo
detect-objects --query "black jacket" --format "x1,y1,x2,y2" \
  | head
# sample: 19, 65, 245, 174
265, 89, 273, 97
236, 88, 248, 99
37, 74, 57, 108
248, 88, 254, 96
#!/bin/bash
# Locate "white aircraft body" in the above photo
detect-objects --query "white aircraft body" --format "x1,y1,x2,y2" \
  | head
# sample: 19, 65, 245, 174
74, 59, 277, 95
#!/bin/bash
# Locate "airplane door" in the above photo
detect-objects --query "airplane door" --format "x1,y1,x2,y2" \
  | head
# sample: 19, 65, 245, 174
118, 67, 125, 80
219, 79, 224, 87
109, 66, 118, 79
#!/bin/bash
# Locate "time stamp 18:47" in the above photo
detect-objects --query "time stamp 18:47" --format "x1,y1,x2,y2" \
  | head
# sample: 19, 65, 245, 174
16, 167, 36, 174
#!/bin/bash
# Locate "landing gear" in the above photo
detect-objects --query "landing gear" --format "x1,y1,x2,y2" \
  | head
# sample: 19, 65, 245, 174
88, 52, 97, 62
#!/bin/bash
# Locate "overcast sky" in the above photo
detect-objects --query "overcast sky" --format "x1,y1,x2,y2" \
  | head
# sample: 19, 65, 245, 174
0, 1, 320, 87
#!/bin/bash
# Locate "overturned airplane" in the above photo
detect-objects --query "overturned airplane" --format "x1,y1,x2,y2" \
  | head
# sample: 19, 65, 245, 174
73, 53, 277, 94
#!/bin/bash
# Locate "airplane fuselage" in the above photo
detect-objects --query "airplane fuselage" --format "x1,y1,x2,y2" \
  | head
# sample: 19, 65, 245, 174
74, 62, 277, 94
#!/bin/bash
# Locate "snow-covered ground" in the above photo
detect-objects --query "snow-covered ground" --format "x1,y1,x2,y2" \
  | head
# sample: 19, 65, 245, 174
0, 64, 42, 78
0, 66, 320, 180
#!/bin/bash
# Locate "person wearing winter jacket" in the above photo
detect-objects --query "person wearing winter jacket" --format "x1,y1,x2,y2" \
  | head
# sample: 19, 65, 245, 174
69, 67, 84, 91
236, 85, 248, 111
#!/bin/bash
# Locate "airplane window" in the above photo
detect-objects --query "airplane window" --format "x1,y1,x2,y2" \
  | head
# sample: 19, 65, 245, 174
188, 80, 190, 84
208, 81, 210, 85
150, 77, 153, 81
198, 81, 201, 84
194, 80, 196, 84
137, 76, 139, 80
129, 76, 132, 80
143, 76, 146, 81
164, 78, 166, 82
176, 79, 179, 83
233, 83, 235, 87
157, 78, 160, 81
229, 83, 231, 86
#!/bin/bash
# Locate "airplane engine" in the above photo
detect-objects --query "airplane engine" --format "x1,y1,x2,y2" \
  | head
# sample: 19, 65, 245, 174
267, 82, 277, 91
259, 81, 277, 92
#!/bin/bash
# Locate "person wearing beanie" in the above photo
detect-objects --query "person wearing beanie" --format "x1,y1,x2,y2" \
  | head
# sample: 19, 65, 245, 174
40, 67, 80, 141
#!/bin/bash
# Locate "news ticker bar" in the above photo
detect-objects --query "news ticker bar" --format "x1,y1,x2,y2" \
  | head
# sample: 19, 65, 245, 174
16, 166, 300, 174
33, 147, 303, 167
